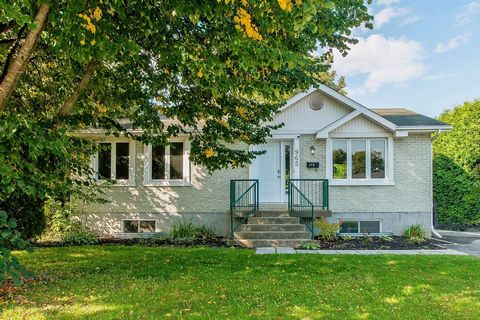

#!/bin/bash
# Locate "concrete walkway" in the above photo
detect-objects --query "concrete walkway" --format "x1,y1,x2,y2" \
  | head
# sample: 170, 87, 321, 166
256, 247, 467, 255
437, 230, 480, 257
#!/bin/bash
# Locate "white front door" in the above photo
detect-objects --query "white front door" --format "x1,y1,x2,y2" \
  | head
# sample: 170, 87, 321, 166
252, 141, 292, 203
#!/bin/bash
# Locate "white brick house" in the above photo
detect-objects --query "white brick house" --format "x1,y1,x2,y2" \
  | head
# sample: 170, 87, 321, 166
76, 85, 451, 242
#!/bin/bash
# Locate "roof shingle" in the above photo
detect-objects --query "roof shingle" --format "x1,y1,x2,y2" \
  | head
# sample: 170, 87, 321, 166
371, 108, 450, 127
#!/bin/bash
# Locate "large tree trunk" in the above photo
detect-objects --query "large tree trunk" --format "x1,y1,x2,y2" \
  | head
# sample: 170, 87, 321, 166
0, 4, 50, 113
58, 59, 99, 117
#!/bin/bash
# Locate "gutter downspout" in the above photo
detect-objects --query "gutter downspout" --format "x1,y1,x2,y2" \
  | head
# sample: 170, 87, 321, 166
431, 129, 442, 238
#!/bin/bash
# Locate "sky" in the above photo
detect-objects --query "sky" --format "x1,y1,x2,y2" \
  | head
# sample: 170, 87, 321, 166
328, 0, 480, 117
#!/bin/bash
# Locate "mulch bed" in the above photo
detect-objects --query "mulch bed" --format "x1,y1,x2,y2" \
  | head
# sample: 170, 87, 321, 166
34, 236, 234, 248
312, 236, 445, 250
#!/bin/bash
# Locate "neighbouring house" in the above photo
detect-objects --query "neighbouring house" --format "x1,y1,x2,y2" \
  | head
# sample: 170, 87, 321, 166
75, 84, 451, 246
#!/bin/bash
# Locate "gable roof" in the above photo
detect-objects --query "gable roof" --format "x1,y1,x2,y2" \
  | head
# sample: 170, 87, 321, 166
371, 108, 451, 128
283, 85, 452, 137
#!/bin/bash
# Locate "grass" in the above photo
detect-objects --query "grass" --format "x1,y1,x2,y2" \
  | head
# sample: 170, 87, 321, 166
2, 246, 480, 319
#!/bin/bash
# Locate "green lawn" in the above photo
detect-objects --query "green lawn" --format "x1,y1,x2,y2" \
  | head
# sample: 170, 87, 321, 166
2, 246, 480, 319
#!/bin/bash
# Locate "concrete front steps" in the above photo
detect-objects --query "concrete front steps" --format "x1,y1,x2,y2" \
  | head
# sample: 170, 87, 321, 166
234, 211, 312, 248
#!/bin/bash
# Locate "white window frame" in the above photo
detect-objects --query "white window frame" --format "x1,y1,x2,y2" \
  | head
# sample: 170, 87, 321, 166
92, 139, 136, 186
326, 136, 394, 186
338, 220, 382, 234
122, 219, 157, 233
143, 139, 191, 187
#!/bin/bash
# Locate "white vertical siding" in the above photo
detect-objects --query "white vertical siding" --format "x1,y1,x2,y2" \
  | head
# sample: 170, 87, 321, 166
332, 115, 389, 133
271, 92, 352, 134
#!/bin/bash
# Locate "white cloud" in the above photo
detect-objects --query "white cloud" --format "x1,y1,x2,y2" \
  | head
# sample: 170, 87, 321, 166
434, 33, 471, 53
400, 15, 420, 26
424, 73, 454, 81
455, 1, 480, 26
332, 34, 426, 94
376, 0, 400, 5
374, 7, 411, 28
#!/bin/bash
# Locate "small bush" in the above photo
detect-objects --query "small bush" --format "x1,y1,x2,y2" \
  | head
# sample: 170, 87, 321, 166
379, 235, 393, 242
361, 234, 374, 243
403, 224, 426, 244
170, 218, 215, 239
302, 242, 321, 250
315, 217, 340, 241
62, 224, 98, 245
38, 199, 98, 245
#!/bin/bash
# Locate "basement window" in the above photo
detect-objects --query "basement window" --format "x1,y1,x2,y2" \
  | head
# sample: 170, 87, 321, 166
123, 220, 156, 233
339, 221, 380, 234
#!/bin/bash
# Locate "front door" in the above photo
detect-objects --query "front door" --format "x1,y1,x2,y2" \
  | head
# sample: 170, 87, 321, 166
252, 140, 291, 203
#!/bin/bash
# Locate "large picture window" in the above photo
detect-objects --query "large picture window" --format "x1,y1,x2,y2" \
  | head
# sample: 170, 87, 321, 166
95, 141, 135, 185
330, 139, 388, 182
144, 140, 190, 186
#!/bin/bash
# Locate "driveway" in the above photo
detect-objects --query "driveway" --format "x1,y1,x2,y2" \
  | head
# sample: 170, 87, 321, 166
436, 230, 480, 256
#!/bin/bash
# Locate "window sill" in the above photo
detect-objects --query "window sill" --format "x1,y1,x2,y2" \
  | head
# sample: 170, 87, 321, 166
143, 180, 192, 187
329, 179, 395, 186
96, 180, 135, 187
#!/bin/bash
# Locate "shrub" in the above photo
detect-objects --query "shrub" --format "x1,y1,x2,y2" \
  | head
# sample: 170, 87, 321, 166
302, 242, 321, 250
433, 100, 480, 226
315, 217, 340, 241
379, 235, 393, 242
37, 199, 98, 245
0, 210, 32, 286
403, 224, 426, 244
170, 218, 216, 239
61, 223, 98, 246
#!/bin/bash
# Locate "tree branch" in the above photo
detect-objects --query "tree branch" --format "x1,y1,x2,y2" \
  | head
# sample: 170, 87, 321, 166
58, 59, 99, 117
0, 3, 49, 113
0, 26, 26, 83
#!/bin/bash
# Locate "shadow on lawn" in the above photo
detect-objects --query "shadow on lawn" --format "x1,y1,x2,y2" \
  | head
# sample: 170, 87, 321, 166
3, 246, 480, 320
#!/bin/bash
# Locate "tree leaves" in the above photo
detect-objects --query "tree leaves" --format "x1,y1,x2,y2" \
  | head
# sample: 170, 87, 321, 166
433, 100, 480, 226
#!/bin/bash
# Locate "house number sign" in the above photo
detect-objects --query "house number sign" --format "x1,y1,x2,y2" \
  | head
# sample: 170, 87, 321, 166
294, 148, 299, 168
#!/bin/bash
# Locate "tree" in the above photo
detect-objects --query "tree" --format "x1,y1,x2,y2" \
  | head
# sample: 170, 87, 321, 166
433, 100, 480, 227
1, 1, 372, 171
0, 0, 372, 283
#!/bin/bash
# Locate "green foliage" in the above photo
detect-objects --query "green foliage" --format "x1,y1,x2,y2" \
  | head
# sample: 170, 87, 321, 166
37, 198, 98, 245
379, 235, 393, 242
61, 224, 98, 246
169, 219, 216, 239
315, 217, 340, 241
0, 0, 372, 285
403, 224, 426, 244
0, 210, 31, 286
301, 242, 321, 250
333, 149, 347, 179
433, 100, 480, 226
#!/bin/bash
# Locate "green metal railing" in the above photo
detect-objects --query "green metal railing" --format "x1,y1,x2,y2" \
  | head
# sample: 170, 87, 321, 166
230, 179, 259, 240
288, 179, 329, 239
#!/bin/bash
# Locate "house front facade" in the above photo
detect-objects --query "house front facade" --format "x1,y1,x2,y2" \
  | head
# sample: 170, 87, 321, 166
77, 85, 451, 239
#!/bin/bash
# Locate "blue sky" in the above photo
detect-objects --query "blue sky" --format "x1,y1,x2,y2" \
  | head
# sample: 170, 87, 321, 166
330, 0, 480, 117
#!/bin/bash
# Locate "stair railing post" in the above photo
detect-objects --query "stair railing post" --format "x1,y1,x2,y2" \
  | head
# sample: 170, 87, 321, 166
324, 179, 329, 210
311, 204, 315, 240
230, 180, 234, 240
255, 179, 259, 212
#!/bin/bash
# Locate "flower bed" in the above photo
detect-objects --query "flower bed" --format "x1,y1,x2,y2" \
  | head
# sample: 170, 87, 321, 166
312, 235, 444, 250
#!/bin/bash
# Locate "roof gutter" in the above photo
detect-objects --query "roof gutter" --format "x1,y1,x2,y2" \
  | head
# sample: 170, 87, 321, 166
431, 129, 443, 142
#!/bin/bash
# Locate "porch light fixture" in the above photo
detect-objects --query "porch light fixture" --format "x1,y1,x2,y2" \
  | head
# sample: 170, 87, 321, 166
310, 145, 316, 156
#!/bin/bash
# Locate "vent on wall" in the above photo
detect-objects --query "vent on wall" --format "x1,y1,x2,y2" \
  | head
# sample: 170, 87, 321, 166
309, 92, 324, 110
